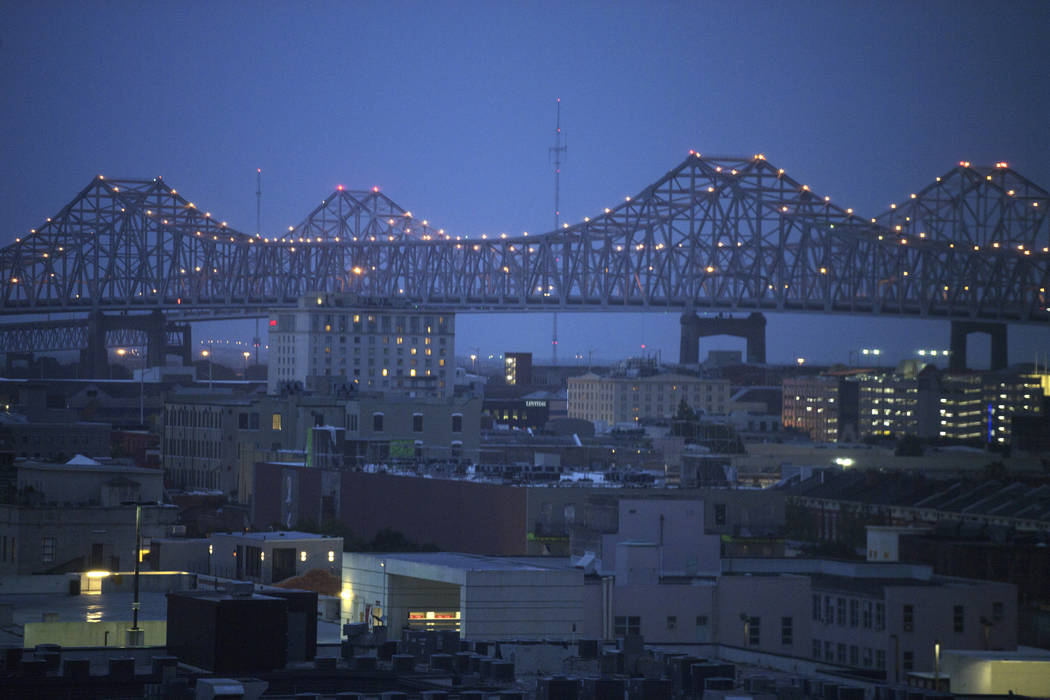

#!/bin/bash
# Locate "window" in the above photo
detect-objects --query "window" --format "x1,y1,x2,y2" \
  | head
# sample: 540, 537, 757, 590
849, 599, 859, 627
666, 616, 677, 631
42, 536, 56, 564
272, 413, 282, 431
824, 641, 833, 662
747, 616, 760, 646
239, 413, 249, 429
902, 651, 914, 671
903, 604, 914, 632
781, 617, 793, 646
863, 601, 872, 629
837, 643, 846, 664
245, 546, 261, 577
863, 647, 872, 668
849, 645, 859, 667
714, 503, 726, 525
875, 602, 885, 631
412, 414, 423, 433
614, 616, 640, 637
993, 601, 1004, 622
373, 413, 384, 432
825, 596, 834, 624
452, 414, 463, 433
812, 594, 821, 621
812, 640, 822, 659
250, 412, 259, 429
837, 598, 846, 625
876, 649, 885, 670
954, 605, 964, 633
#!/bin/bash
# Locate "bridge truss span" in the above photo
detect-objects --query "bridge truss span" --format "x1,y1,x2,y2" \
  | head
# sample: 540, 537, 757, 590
1, 153, 1047, 325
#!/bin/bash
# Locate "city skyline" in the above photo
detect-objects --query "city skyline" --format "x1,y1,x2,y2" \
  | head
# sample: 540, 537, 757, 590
2, 1, 1048, 366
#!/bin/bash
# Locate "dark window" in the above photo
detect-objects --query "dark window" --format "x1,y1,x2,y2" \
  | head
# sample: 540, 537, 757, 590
863, 647, 872, 668
613, 616, 640, 637
452, 414, 463, 433
812, 594, 821, 621
875, 602, 885, 631
863, 601, 872, 628
876, 650, 885, 670
850, 645, 859, 666
850, 599, 859, 627
666, 616, 677, 631
714, 503, 727, 525
993, 602, 1004, 621
250, 412, 260, 429
812, 640, 822, 659
42, 536, 56, 563
837, 643, 846, 664
413, 414, 423, 432
954, 605, 964, 633
245, 546, 261, 578
902, 651, 914, 671
373, 413, 384, 432
781, 616, 793, 646
747, 616, 760, 646
825, 641, 834, 661
836, 598, 846, 625
903, 604, 914, 632
238, 413, 248, 429
695, 615, 708, 627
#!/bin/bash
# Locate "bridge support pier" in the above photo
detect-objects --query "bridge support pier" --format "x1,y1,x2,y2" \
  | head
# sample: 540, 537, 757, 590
82, 310, 190, 378
949, 320, 1007, 372
679, 311, 766, 365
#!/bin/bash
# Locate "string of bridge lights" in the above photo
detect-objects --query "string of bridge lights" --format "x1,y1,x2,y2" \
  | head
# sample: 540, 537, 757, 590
7, 155, 1049, 300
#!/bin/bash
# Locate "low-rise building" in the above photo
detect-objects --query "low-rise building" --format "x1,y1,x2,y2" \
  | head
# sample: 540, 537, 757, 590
0, 457, 174, 575
568, 372, 731, 425
208, 531, 342, 585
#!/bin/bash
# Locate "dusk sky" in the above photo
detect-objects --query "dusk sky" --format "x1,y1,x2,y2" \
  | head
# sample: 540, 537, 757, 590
3, 1, 1048, 368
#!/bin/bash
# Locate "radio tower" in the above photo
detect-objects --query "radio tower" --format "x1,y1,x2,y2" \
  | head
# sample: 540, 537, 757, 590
253, 168, 262, 364
549, 99, 567, 366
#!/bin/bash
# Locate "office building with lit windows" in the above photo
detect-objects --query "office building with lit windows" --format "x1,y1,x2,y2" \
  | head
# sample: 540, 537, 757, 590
854, 365, 1042, 443
782, 375, 840, 442
567, 372, 730, 426
268, 294, 455, 398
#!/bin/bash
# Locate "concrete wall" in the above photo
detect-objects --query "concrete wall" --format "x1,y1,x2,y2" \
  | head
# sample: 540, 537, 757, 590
0, 504, 178, 575
942, 650, 1050, 696
601, 499, 720, 576
24, 619, 166, 648
884, 580, 1016, 683
461, 567, 583, 640
715, 573, 812, 657
339, 472, 527, 555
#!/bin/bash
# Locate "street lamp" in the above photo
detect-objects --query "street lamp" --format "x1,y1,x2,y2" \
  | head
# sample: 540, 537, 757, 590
242, 350, 251, 378
201, 348, 212, 388
796, 357, 805, 366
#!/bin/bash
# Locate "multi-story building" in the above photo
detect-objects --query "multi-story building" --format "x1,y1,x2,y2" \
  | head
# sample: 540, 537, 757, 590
268, 294, 455, 397
163, 387, 480, 499
854, 365, 1042, 443
568, 372, 730, 426
0, 458, 175, 575
782, 376, 839, 442
936, 373, 985, 441
985, 371, 1043, 445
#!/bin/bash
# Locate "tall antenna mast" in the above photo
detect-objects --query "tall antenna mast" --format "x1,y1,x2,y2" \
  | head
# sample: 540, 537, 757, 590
256, 168, 262, 236
254, 168, 262, 364
549, 99, 567, 366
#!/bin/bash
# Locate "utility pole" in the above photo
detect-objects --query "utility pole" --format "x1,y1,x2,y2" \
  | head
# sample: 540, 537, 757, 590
549, 99, 567, 366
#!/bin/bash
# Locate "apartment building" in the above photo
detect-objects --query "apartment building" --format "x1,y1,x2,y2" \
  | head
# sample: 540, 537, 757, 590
568, 372, 731, 425
268, 293, 454, 397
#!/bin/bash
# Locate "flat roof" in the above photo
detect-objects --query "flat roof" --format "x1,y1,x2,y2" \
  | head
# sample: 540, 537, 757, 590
214, 531, 339, 542
371, 552, 575, 572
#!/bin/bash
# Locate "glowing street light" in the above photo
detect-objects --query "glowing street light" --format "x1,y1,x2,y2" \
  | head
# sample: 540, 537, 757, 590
242, 351, 251, 377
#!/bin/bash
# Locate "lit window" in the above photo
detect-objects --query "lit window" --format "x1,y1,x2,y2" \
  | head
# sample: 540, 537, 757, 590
328, 551, 335, 562
272, 413, 282, 431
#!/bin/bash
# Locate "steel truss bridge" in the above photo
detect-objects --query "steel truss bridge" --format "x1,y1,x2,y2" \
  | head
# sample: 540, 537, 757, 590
1, 152, 1047, 371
